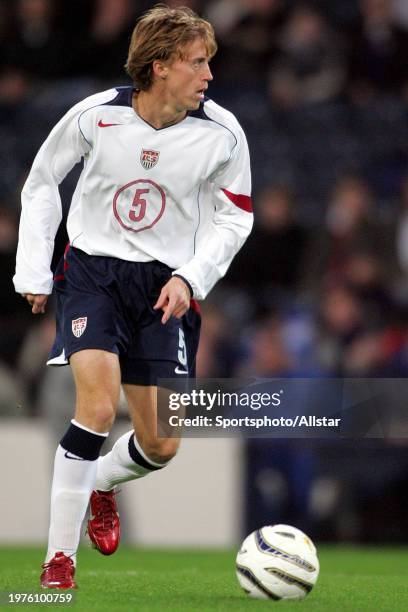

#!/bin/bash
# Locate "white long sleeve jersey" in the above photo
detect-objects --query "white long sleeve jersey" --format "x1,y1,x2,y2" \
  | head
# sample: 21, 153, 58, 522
14, 86, 253, 300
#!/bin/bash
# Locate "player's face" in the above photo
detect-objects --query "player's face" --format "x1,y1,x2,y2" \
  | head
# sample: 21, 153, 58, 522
164, 37, 213, 111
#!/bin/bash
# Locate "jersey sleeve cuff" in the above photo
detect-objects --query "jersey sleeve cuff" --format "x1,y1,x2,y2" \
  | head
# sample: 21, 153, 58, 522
13, 277, 54, 296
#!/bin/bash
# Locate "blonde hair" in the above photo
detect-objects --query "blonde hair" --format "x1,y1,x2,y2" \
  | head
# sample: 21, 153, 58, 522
125, 4, 217, 90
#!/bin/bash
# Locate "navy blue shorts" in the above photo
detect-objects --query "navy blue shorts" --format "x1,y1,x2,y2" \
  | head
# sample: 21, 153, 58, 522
47, 246, 201, 386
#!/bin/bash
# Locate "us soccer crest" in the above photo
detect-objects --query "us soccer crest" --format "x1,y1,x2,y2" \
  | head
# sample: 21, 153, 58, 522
140, 149, 159, 170
72, 317, 87, 338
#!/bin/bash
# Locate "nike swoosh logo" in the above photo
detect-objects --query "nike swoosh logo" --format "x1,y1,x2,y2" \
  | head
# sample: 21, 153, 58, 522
64, 451, 85, 461
97, 120, 122, 128
175, 366, 188, 375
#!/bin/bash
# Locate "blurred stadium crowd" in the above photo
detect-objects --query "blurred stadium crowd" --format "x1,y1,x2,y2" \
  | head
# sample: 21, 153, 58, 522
2, 0, 408, 542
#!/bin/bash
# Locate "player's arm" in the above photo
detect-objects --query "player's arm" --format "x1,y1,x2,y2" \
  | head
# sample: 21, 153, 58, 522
172, 123, 253, 300
13, 101, 91, 311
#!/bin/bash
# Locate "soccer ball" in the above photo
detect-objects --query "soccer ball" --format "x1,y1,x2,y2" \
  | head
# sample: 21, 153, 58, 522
236, 524, 319, 601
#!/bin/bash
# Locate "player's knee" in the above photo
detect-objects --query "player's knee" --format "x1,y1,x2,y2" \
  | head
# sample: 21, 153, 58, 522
143, 438, 179, 464
95, 401, 117, 430
76, 399, 116, 432
96, 410, 116, 431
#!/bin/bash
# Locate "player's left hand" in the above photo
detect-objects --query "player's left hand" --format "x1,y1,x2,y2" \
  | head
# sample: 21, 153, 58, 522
154, 277, 191, 324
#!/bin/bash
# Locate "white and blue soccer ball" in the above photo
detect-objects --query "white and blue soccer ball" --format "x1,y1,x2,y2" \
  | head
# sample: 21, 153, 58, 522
236, 524, 319, 601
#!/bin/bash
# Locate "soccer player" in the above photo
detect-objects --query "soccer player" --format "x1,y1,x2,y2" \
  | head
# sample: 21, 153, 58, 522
13, 5, 253, 589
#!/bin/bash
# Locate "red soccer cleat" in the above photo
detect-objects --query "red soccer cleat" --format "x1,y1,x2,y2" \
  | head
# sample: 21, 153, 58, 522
40, 552, 76, 589
87, 489, 120, 555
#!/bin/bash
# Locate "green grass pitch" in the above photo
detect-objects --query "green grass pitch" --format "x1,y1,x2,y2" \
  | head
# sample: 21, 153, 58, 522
0, 546, 407, 611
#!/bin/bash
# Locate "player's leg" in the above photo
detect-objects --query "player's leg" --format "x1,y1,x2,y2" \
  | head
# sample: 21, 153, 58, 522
88, 262, 201, 555
125, 383, 181, 462
92, 302, 201, 493
41, 350, 120, 587
88, 384, 179, 555
95, 384, 180, 492
92, 299, 200, 494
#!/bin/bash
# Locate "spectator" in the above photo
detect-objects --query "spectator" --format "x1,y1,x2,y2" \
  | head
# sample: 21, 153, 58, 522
302, 175, 395, 291
75, 0, 138, 81
195, 301, 238, 378
4, 0, 75, 80
268, 4, 346, 108
227, 184, 308, 310
348, 0, 408, 100
344, 251, 397, 325
317, 283, 366, 375
239, 314, 293, 377
207, 0, 287, 89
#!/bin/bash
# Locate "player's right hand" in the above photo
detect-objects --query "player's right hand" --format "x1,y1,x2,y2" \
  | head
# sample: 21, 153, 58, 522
22, 293, 48, 314
153, 277, 191, 324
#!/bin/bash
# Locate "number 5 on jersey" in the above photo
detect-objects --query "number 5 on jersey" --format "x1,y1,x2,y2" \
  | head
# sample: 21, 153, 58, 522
129, 188, 148, 222
113, 179, 166, 233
